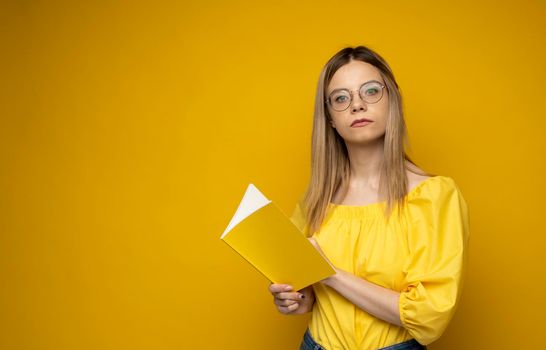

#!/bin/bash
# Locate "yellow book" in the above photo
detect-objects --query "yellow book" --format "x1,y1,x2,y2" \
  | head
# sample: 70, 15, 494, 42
220, 183, 336, 292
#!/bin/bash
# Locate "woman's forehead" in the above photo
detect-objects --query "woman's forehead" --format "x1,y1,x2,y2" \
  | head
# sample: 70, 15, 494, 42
328, 61, 383, 92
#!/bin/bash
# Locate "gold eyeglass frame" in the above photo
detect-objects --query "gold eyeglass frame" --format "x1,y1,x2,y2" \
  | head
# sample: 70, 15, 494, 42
325, 80, 387, 111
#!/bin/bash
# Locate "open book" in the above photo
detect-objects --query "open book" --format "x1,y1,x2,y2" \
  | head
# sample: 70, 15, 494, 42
220, 183, 336, 291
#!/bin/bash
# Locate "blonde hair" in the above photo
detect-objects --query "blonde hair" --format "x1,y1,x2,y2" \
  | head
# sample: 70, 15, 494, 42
300, 45, 432, 236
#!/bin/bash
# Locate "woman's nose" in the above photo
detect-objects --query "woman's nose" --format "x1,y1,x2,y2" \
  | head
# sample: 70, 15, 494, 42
351, 95, 367, 112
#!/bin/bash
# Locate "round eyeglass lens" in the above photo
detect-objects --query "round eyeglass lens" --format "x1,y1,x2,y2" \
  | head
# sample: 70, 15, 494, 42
359, 82, 384, 103
329, 90, 351, 111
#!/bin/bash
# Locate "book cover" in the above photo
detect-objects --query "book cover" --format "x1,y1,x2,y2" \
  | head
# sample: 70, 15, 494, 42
220, 183, 336, 292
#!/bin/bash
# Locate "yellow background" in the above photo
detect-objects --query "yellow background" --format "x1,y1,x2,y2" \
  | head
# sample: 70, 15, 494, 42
1, 0, 545, 348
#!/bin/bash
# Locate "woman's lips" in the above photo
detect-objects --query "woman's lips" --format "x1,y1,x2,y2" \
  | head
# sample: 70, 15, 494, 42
351, 119, 373, 127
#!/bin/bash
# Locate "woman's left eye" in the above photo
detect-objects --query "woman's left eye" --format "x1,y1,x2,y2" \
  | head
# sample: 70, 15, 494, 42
366, 88, 378, 95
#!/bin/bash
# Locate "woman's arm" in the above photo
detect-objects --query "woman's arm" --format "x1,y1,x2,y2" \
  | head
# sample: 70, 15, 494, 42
322, 267, 402, 326
309, 237, 402, 326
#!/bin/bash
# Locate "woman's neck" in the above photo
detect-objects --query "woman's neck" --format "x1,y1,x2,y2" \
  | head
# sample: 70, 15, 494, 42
345, 138, 384, 186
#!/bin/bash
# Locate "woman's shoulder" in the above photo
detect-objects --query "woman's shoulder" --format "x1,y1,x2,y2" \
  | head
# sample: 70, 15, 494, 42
406, 170, 460, 201
407, 171, 433, 192
404, 173, 468, 231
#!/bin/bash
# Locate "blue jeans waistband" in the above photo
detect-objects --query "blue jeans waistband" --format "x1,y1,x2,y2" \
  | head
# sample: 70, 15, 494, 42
300, 328, 325, 350
300, 328, 427, 350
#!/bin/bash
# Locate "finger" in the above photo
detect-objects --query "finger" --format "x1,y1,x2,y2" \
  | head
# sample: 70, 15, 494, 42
269, 284, 293, 293
274, 298, 298, 307
278, 302, 299, 313
274, 292, 305, 301
279, 302, 299, 313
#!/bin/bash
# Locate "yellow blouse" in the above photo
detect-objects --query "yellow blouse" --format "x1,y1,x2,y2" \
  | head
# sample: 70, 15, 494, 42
290, 175, 470, 349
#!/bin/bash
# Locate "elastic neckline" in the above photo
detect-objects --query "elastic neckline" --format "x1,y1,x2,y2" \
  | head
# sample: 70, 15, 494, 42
327, 175, 442, 210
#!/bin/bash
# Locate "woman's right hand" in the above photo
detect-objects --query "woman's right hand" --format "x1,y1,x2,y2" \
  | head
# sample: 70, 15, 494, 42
268, 283, 315, 315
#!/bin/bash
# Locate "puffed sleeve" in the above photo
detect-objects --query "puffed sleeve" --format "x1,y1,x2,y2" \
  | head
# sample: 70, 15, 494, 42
289, 199, 310, 237
398, 176, 470, 345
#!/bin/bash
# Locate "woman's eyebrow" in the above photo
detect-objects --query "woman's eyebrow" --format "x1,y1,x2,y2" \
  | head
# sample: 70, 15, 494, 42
329, 79, 382, 93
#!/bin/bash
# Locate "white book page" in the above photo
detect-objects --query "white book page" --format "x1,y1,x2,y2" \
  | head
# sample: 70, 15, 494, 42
220, 183, 271, 239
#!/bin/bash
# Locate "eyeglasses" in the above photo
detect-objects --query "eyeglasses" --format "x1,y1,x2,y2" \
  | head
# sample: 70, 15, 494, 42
325, 80, 386, 112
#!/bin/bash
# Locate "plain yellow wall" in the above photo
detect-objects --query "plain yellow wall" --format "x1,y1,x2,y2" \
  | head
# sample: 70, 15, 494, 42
1, 0, 545, 348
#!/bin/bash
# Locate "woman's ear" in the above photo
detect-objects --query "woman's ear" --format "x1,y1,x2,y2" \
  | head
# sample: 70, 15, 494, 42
330, 119, 336, 128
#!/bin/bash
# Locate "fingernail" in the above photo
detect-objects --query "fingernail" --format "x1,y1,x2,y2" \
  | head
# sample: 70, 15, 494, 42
285, 285, 292, 291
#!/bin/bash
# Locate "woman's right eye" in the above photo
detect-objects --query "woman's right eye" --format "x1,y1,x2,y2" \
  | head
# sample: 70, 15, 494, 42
335, 96, 347, 103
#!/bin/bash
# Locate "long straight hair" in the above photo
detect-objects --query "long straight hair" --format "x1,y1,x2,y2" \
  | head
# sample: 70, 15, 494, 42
301, 45, 433, 236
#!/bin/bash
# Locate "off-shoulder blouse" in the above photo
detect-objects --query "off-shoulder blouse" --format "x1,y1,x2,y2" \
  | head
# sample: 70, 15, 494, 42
289, 175, 470, 349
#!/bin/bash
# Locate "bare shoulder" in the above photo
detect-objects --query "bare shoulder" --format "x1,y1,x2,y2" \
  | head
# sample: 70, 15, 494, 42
405, 161, 431, 192
407, 173, 431, 191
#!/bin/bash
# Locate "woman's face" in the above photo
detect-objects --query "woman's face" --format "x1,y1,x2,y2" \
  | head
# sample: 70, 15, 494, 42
326, 60, 389, 146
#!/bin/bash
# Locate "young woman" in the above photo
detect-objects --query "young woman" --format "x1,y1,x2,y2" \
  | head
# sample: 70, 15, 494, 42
268, 46, 470, 350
